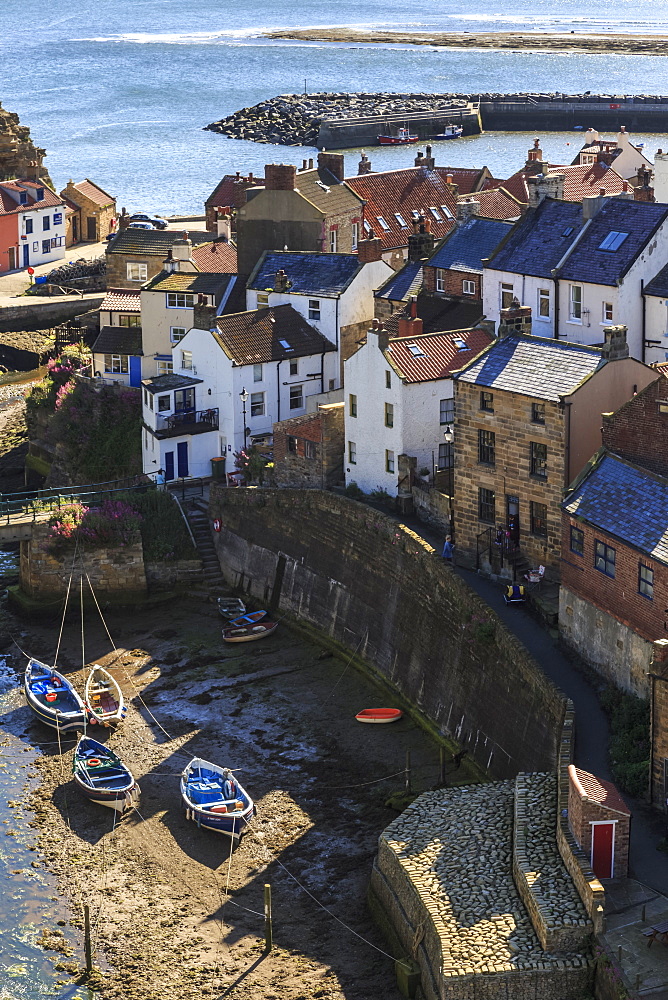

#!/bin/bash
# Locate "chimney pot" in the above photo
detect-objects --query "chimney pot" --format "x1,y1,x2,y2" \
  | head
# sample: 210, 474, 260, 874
601, 324, 629, 361
622, 180, 628, 191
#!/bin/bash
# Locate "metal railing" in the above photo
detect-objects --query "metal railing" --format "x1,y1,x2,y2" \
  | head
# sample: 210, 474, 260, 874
166, 477, 206, 502
0, 474, 151, 526
154, 408, 219, 438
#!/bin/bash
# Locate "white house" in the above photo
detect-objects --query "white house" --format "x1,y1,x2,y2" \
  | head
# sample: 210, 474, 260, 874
91, 288, 142, 386
343, 320, 493, 495
0, 179, 66, 272
573, 127, 653, 182
483, 194, 668, 360
641, 263, 668, 365
141, 303, 337, 480
246, 250, 393, 381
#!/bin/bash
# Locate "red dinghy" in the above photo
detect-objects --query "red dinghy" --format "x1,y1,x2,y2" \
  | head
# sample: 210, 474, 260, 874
355, 708, 403, 724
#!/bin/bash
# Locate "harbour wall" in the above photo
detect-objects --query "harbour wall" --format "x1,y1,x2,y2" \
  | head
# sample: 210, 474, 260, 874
209, 487, 567, 779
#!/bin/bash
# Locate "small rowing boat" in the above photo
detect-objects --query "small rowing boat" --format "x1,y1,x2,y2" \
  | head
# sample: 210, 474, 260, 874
73, 736, 140, 812
229, 610, 267, 627
355, 708, 403, 724
181, 757, 255, 842
24, 659, 87, 733
222, 621, 278, 643
84, 665, 126, 728
217, 597, 246, 619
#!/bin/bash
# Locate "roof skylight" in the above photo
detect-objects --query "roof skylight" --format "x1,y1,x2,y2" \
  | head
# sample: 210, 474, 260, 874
279, 339, 294, 351
407, 343, 426, 357
453, 337, 468, 351
394, 213, 407, 228
440, 204, 454, 219
598, 230, 629, 251
376, 216, 390, 231
429, 207, 443, 221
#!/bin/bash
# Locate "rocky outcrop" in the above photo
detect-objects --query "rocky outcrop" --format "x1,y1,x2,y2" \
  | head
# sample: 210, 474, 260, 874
0, 101, 51, 185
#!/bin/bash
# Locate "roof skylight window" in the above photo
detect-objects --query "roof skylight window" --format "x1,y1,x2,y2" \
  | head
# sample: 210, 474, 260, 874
562, 226, 575, 237
363, 219, 372, 234
453, 337, 468, 351
440, 204, 454, 219
394, 213, 407, 228
279, 339, 294, 351
376, 216, 390, 231
598, 230, 629, 252
429, 207, 443, 221
407, 343, 426, 357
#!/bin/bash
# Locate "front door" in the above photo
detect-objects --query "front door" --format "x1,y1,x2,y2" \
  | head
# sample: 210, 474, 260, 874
72, 216, 79, 243
164, 451, 174, 481
506, 495, 520, 545
129, 355, 141, 388
591, 822, 615, 879
87, 216, 97, 241
7, 247, 16, 270
177, 441, 189, 478
23, 244, 29, 267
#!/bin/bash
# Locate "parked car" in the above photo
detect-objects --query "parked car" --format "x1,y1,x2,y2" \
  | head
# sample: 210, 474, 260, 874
129, 213, 168, 230
127, 222, 154, 230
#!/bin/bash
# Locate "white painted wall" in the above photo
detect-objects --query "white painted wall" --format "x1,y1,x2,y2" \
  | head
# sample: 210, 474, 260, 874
643, 294, 668, 364
20, 205, 66, 268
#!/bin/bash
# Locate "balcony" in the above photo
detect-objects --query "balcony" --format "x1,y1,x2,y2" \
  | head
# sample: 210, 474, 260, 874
154, 407, 219, 440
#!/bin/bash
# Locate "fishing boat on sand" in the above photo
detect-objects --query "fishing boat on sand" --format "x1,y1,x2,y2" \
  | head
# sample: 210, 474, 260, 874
222, 621, 278, 643
228, 610, 267, 627
181, 757, 254, 841
73, 736, 140, 812
84, 665, 126, 728
24, 659, 87, 733
217, 597, 246, 619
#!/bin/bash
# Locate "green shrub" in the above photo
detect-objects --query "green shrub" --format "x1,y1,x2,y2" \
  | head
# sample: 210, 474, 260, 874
344, 481, 365, 499
601, 687, 650, 798
369, 486, 394, 506
117, 489, 197, 561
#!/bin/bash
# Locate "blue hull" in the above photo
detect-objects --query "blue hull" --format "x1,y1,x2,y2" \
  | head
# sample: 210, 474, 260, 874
183, 803, 253, 839
24, 659, 87, 732
73, 736, 139, 812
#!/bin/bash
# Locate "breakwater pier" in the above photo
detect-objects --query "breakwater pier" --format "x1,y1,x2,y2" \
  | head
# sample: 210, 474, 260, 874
207, 92, 668, 150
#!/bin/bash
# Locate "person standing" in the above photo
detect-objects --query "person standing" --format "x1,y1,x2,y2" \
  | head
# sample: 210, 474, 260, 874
442, 534, 454, 562
155, 468, 166, 490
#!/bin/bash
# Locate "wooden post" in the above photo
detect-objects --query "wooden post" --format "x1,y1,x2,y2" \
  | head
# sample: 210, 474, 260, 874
405, 750, 412, 793
264, 883, 273, 953
84, 903, 93, 972
618, 945, 622, 964
439, 747, 446, 786
642, 903, 647, 922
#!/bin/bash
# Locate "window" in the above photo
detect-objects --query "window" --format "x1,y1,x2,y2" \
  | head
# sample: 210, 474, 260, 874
289, 384, 303, 410
51, 236, 64, 249
328, 378, 336, 391
570, 525, 584, 556
407, 343, 426, 357
19, 191, 27, 204
385, 449, 395, 473
394, 213, 407, 228
532, 402, 545, 424
157, 359, 173, 375
440, 398, 454, 425
480, 391, 493, 412
530, 441, 548, 478
253, 363, 263, 383
462, 279, 476, 296
174, 387, 195, 412
288, 436, 298, 453
569, 284, 582, 322
157, 394, 171, 412
538, 288, 550, 318
376, 216, 390, 231
352, 222, 359, 249
440, 204, 454, 220
385, 402, 394, 427
438, 441, 453, 469
171, 326, 186, 343
127, 263, 147, 282
308, 299, 320, 321
32, 241, 38, 252
42, 239, 50, 254
478, 429, 495, 465
349, 393, 357, 418
598, 231, 629, 252
167, 292, 194, 309
429, 207, 442, 222
385, 370, 391, 389
257, 292, 269, 307
305, 439, 316, 460
181, 350, 193, 371
25, 218, 33, 235
478, 488, 495, 523
104, 354, 128, 374
289, 359, 298, 376
436, 269, 446, 293
119, 314, 141, 328
329, 229, 337, 252
530, 501, 547, 537
639, 563, 654, 599
595, 540, 616, 578
279, 338, 293, 352
602, 301, 614, 323
348, 441, 357, 464
250, 392, 265, 417
42, 216, 50, 231
501, 283, 514, 309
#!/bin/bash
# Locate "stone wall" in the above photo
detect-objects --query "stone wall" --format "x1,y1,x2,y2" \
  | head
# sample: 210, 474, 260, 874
650, 639, 668, 810
144, 558, 202, 592
567, 766, 630, 879
273, 405, 344, 489
411, 485, 452, 534
209, 487, 567, 777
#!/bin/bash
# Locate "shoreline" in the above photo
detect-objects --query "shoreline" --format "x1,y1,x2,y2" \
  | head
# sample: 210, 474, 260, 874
264, 27, 668, 56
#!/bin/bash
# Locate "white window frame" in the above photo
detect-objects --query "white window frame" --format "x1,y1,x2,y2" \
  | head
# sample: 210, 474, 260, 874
501, 282, 514, 309
351, 222, 359, 250
462, 279, 476, 296
256, 292, 269, 307
289, 359, 298, 376
348, 441, 357, 465
157, 394, 171, 413
349, 393, 357, 418
170, 326, 187, 343
181, 350, 193, 371
569, 284, 583, 323
126, 262, 147, 282
386, 449, 395, 473
538, 288, 550, 319
436, 269, 446, 293
602, 301, 614, 324
104, 353, 128, 374
167, 292, 194, 309
308, 299, 321, 321
157, 359, 173, 376
250, 391, 265, 417
289, 384, 303, 410
329, 229, 337, 252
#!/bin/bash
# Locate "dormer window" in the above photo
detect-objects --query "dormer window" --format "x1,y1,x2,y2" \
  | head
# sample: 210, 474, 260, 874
598, 231, 629, 251
19, 191, 28, 205
36, 187, 44, 201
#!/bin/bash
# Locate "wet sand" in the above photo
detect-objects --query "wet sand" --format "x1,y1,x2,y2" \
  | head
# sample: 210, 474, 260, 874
264, 27, 668, 57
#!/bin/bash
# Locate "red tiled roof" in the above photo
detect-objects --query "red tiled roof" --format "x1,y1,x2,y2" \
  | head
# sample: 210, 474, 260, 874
436, 166, 492, 196
570, 766, 631, 816
191, 240, 237, 273
205, 173, 264, 209
100, 288, 142, 312
0, 180, 63, 217
494, 170, 531, 204
554, 163, 626, 202
71, 179, 115, 207
346, 167, 458, 251
461, 188, 523, 221
385, 327, 494, 383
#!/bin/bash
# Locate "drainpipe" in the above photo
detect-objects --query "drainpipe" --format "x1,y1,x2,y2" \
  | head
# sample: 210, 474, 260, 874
563, 399, 572, 486
641, 278, 646, 364
276, 361, 281, 423
320, 351, 325, 393
335, 295, 340, 352
553, 274, 560, 340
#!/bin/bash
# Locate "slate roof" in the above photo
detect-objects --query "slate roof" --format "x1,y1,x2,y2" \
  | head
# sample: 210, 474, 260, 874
99, 288, 141, 312
92, 326, 143, 356
563, 451, 668, 566
346, 167, 458, 251
454, 333, 604, 400
145, 271, 234, 296
570, 766, 631, 817
460, 188, 522, 222
385, 328, 494, 383
0, 180, 63, 217
69, 179, 115, 207
295, 166, 363, 216
382, 295, 482, 337
426, 217, 513, 274
142, 373, 202, 394
213, 304, 336, 366
191, 240, 237, 273
486, 199, 585, 279
375, 261, 423, 302
106, 228, 212, 257
640, 261, 668, 298
559, 199, 668, 287
247, 251, 363, 297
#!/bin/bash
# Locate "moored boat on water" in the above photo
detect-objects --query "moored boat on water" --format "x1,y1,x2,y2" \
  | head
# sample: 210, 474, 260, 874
222, 621, 278, 643
84, 665, 126, 728
377, 126, 418, 145
73, 736, 140, 812
181, 757, 254, 841
433, 124, 463, 140
24, 659, 87, 733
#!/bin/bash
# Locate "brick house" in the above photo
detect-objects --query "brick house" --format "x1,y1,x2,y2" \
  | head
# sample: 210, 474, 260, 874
452, 308, 657, 578
204, 171, 262, 232
60, 178, 116, 244
567, 765, 630, 880
272, 403, 344, 489
105, 228, 218, 289
422, 208, 513, 304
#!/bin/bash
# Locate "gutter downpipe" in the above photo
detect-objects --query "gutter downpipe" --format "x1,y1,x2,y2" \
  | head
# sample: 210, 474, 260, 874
641, 278, 646, 364
320, 350, 325, 393
276, 361, 281, 423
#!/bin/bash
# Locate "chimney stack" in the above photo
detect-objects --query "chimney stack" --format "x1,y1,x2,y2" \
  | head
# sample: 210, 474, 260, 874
358, 151, 372, 175
525, 137, 550, 175
414, 145, 435, 170
498, 297, 532, 339
170, 235, 195, 272
396, 296, 424, 339
317, 151, 345, 182
273, 269, 292, 293
264, 164, 297, 191
357, 235, 383, 263
527, 172, 565, 208
370, 317, 389, 351
407, 212, 435, 261
457, 198, 480, 224
601, 325, 629, 361
216, 207, 232, 241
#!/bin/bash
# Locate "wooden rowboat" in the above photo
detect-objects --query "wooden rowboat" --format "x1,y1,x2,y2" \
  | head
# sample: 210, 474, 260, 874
181, 757, 255, 842
73, 736, 140, 813
217, 597, 246, 619
229, 610, 267, 627
24, 659, 87, 733
84, 665, 126, 728
355, 708, 403, 724
222, 621, 278, 643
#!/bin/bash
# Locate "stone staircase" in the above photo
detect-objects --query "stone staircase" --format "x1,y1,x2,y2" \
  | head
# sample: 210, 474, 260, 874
185, 501, 226, 592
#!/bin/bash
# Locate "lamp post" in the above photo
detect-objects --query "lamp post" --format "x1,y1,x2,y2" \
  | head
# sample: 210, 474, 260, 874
239, 387, 249, 452
443, 424, 454, 497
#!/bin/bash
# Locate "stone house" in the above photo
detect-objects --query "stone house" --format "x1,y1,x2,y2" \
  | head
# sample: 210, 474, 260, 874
204, 171, 262, 232
105, 227, 217, 289
272, 403, 344, 489
0, 179, 66, 272
235, 154, 364, 276
60, 178, 116, 244
452, 309, 657, 578
650, 640, 668, 813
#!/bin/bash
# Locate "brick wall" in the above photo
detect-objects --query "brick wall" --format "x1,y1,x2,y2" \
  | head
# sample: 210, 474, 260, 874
273, 405, 344, 488
424, 265, 481, 300
325, 207, 360, 255
602, 374, 668, 477
567, 769, 630, 879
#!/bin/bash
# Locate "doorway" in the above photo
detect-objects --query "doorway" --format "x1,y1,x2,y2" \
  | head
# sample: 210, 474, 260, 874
23, 244, 29, 267
86, 216, 97, 241
177, 441, 189, 478
72, 216, 79, 243
591, 821, 615, 879
164, 451, 174, 481
7, 247, 16, 270
506, 495, 520, 545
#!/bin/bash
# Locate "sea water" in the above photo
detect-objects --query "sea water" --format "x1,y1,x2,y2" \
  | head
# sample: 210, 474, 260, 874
2, 0, 668, 213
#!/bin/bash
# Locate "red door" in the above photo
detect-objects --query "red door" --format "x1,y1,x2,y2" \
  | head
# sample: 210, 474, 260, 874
591, 822, 614, 879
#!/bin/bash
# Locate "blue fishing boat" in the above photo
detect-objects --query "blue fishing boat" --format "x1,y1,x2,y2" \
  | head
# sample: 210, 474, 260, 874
24, 659, 87, 733
181, 757, 255, 843
73, 736, 140, 812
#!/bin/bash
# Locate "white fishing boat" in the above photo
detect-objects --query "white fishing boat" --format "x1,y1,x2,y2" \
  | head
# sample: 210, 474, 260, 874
84, 665, 126, 728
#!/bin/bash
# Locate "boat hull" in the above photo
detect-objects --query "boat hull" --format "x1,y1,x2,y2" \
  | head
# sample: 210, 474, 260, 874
181, 757, 254, 841
184, 804, 253, 840
73, 736, 140, 812
73, 775, 140, 812
355, 708, 403, 724
222, 622, 278, 643
377, 136, 418, 145
24, 660, 87, 733
84, 665, 127, 728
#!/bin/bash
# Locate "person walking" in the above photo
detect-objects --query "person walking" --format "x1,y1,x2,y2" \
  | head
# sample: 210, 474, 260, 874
155, 468, 166, 491
442, 534, 454, 562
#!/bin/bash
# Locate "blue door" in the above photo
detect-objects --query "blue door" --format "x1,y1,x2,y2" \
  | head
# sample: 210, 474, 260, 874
23, 244, 29, 267
164, 451, 174, 481
177, 441, 189, 478
128, 356, 141, 387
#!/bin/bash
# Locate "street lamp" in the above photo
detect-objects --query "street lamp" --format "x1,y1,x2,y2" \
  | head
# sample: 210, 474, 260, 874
443, 424, 454, 445
239, 387, 249, 451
